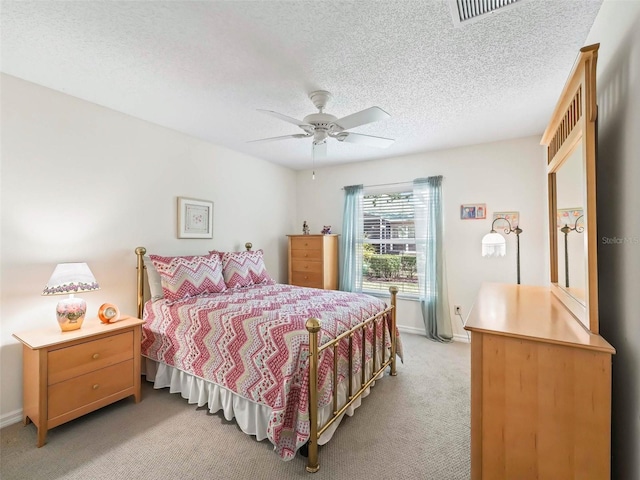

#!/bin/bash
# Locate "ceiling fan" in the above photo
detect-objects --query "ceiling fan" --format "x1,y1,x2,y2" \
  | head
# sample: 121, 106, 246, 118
250, 90, 394, 159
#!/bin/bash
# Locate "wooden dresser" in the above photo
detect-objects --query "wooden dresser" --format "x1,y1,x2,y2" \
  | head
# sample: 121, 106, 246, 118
13, 316, 144, 446
287, 234, 339, 289
464, 283, 615, 480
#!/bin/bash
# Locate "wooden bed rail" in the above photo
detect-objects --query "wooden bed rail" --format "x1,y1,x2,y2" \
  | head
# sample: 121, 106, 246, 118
305, 286, 398, 473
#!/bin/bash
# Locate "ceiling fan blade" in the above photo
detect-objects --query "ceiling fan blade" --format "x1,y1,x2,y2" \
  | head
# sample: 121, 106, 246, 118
247, 133, 310, 143
338, 132, 394, 148
257, 109, 311, 128
313, 141, 327, 159
333, 106, 390, 131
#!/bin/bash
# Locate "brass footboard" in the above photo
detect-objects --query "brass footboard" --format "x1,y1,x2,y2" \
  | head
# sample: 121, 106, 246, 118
305, 286, 398, 473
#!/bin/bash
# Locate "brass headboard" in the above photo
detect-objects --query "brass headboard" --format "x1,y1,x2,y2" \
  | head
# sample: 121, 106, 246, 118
134, 242, 254, 319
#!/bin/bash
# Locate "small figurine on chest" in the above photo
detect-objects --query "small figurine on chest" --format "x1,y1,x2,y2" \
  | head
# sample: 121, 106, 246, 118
303, 221, 310, 235
321, 225, 332, 235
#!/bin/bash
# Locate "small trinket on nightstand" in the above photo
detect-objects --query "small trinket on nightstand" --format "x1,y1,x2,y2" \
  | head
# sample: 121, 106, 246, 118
303, 221, 310, 235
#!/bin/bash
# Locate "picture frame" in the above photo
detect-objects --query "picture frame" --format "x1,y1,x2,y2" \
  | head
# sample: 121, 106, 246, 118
177, 197, 213, 239
461, 203, 486, 220
493, 211, 520, 228
557, 208, 584, 229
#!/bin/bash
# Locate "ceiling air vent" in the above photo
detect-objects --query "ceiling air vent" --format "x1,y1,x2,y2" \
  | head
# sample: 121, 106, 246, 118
449, 0, 528, 25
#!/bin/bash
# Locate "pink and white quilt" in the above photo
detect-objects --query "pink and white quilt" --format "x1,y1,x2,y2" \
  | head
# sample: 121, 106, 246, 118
141, 283, 401, 460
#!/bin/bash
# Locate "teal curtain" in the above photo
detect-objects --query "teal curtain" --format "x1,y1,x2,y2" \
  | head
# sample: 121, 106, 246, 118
340, 185, 363, 292
413, 176, 453, 342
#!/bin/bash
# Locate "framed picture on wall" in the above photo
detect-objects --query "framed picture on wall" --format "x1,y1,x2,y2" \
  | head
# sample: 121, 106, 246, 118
177, 197, 213, 239
493, 211, 520, 228
461, 203, 486, 220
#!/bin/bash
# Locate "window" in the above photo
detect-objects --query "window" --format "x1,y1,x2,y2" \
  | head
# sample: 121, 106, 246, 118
362, 191, 418, 296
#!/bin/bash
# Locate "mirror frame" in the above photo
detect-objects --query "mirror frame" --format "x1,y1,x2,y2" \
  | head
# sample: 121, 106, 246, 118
541, 44, 599, 334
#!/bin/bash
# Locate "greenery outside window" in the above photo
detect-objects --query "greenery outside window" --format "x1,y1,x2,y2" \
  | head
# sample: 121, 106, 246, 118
363, 191, 418, 296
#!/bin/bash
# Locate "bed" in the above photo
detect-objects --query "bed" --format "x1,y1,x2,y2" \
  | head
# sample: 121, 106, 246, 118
134, 244, 401, 473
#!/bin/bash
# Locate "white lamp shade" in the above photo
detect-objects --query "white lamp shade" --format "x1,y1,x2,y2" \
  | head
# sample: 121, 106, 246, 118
482, 232, 507, 257
42, 262, 100, 296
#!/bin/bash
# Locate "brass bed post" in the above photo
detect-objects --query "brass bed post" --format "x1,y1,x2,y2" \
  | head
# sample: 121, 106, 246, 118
389, 286, 398, 376
135, 247, 147, 319
305, 317, 321, 473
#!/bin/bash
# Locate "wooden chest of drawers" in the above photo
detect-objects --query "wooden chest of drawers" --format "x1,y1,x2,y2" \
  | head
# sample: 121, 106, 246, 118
288, 234, 339, 290
13, 316, 144, 447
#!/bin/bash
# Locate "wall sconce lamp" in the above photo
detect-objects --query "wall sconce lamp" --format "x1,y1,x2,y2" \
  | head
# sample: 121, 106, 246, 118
42, 262, 100, 332
559, 214, 584, 288
481, 218, 523, 284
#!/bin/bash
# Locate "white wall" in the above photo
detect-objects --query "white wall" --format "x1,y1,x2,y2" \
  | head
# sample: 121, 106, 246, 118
0, 74, 297, 423
586, 1, 640, 477
295, 136, 548, 338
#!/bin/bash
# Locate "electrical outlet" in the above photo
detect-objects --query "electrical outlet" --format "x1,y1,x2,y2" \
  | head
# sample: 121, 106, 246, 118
454, 305, 462, 315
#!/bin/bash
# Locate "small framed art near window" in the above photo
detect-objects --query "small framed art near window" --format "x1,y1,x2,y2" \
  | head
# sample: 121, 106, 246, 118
177, 197, 213, 239
460, 203, 486, 220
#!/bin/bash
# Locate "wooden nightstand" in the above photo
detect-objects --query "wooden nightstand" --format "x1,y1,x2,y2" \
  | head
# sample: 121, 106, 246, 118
13, 316, 144, 447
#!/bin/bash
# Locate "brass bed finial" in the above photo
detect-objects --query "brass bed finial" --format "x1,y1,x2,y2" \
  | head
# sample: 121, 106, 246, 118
245, 242, 253, 251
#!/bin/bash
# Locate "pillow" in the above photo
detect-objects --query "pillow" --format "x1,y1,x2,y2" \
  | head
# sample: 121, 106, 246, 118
149, 252, 226, 302
212, 249, 275, 289
143, 256, 164, 301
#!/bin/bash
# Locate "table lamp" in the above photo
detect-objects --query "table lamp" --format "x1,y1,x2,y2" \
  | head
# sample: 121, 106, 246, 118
42, 262, 100, 331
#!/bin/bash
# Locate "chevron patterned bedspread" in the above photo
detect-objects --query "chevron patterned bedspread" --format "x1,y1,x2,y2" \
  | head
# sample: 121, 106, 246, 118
141, 283, 400, 460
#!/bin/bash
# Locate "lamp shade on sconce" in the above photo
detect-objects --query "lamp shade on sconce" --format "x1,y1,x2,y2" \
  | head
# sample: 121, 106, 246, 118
42, 262, 100, 331
482, 232, 506, 257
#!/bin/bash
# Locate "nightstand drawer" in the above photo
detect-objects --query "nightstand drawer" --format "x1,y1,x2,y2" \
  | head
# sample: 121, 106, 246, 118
48, 331, 133, 385
48, 359, 134, 420
291, 260, 323, 274
291, 271, 323, 288
290, 236, 323, 250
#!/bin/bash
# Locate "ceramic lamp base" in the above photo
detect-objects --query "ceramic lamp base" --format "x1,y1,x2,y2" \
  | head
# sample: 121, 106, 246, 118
56, 296, 87, 332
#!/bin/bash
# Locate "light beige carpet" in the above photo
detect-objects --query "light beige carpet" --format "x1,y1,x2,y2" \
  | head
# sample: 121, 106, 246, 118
0, 333, 470, 479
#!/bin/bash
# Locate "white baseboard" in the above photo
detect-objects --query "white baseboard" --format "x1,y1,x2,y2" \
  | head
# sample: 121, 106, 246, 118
453, 332, 470, 343
397, 325, 425, 335
1, 409, 23, 429
398, 325, 470, 343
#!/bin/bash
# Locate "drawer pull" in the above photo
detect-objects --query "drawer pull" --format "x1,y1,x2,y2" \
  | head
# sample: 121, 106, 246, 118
304, 253, 308, 257
92, 384, 100, 390
304, 243, 308, 246
304, 276, 308, 280
92, 353, 100, 360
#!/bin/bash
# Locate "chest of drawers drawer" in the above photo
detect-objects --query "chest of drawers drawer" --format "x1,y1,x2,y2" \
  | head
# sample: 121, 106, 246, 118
290, 236, 323, 250
291, 260, 323, 274
291, 271, 324, 288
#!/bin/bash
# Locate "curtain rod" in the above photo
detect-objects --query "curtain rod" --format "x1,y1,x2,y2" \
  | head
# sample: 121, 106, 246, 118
341, 180, 413, 190
341, 177, 444, 190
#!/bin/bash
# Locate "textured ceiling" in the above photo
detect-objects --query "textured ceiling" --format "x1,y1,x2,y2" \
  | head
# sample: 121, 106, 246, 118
1, 0, 603, 170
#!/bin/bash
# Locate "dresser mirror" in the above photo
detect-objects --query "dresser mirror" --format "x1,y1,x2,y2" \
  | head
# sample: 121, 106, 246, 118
541, 44, 599, 333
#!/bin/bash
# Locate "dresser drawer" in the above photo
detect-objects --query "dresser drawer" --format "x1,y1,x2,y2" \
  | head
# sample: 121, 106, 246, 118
291, 248, 323, 261
48, 359, 134, 420
291, 271, 324, 288
290, 236, 323, 251
291, 260, 323, 274
48, 331, 133, 385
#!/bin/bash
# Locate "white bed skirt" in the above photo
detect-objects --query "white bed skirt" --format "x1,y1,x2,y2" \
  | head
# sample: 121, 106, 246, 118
142, 355, 384, 455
